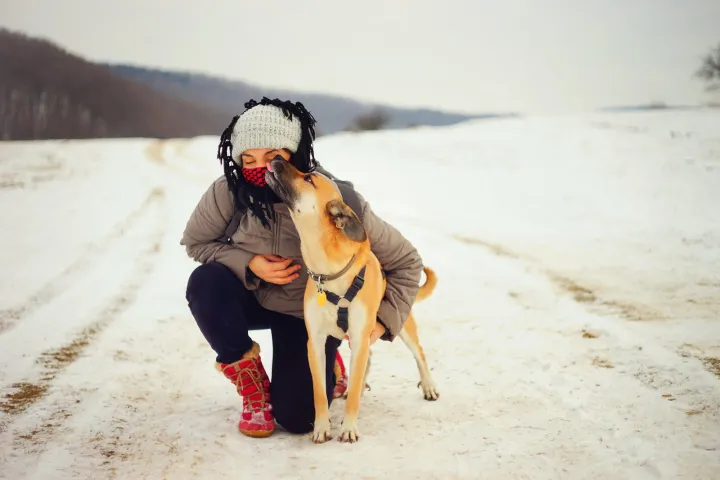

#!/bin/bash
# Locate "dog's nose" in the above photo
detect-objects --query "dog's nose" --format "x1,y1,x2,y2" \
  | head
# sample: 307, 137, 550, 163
268, 156, 285, 173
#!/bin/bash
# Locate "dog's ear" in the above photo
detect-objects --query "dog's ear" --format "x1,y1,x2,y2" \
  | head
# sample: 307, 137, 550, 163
326, 199, 367, 243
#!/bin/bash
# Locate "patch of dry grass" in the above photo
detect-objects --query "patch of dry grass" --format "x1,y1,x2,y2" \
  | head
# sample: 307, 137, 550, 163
582, 330, 599, 339
0, 382, 49, 415
40, 335, 90, 369
592, 357, 614, 369
701, 356, 720, 378
563, 282, 597, 303
145, 141, 165, 164
2, 323, 102, 417
451, 234, 517, 258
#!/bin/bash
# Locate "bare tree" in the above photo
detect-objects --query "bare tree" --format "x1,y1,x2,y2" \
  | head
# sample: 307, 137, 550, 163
695, 42, 720, 91
346, 108, 390, 132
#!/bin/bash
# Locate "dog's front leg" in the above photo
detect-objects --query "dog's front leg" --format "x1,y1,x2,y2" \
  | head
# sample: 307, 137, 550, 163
339, 305, 373, 443
306, 318, 332, 444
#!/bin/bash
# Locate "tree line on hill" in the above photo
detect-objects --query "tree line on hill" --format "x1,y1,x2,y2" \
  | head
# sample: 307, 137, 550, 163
0, 29, 229, 140
0, 28, 497, 141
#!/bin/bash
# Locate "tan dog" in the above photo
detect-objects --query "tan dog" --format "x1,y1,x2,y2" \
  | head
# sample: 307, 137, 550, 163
266, 158, 438, 444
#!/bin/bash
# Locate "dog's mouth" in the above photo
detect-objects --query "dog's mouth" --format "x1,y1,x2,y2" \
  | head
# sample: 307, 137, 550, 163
265, 157, 298, 208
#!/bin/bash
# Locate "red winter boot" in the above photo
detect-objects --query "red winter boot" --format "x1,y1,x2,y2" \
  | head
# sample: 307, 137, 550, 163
216, 341, 275, 437
333, 350, 348, 399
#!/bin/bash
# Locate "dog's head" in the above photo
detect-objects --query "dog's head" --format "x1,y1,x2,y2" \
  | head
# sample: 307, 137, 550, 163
265, 157, 367, 243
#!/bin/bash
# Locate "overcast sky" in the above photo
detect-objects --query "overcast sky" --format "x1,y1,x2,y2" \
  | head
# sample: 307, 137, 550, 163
1, 0, 718, 115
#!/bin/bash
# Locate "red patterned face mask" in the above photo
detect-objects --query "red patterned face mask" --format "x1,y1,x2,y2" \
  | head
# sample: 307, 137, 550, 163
242, 166, 268, 187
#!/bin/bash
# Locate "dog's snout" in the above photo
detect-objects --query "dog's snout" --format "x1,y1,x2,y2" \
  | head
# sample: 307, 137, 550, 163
268, 156, 285, 173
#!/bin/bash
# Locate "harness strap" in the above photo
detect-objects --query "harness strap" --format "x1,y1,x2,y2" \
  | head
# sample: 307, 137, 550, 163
219, 209, 243, 245
325, 266, 367, 333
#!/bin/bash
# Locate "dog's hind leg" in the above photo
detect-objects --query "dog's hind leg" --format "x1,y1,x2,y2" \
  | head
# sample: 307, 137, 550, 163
398, 313, 439, 401
342, 346, 372, 399
364, 349, 372, 393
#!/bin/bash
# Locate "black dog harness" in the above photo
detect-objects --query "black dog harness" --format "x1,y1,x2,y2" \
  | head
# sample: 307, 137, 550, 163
325, 266, 366, 333
308, 257, 366, 334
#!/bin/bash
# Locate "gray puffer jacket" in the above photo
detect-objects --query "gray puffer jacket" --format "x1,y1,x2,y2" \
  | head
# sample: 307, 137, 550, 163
180, 175, 424, 341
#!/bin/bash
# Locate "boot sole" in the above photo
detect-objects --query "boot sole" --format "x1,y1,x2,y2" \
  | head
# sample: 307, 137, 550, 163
239, 428, 274, 438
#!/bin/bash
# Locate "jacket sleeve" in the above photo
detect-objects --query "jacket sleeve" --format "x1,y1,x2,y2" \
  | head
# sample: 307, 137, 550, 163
180, 176, 261, 290
357, 192, 424, 341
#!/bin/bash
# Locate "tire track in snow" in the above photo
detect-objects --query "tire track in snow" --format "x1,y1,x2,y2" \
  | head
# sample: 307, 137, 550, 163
0, 187, 165, 335
401, 214, 664, 322
450, 232, 665, 322
400, 216, 720, 417
0, 188, 167, 458
449, 232, 720, 420
145, 140, 207, 184
78, 315, 210, 478
0, 153, 65, 190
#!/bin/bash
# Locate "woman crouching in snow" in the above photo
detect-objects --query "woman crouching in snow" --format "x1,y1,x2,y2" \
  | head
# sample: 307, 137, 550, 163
180, 97, 423, 437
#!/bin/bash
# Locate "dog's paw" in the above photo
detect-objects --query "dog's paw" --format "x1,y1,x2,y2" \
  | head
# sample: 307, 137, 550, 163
311, 419, 333, 444
338, 420, 360, 443
418, 380, 440, 401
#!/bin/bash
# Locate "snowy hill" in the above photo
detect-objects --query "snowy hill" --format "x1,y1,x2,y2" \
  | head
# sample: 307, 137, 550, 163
1, 109, 719, 479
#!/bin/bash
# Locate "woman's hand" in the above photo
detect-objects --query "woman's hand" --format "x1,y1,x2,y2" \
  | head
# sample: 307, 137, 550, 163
249, 254, 301, 285
369, 321, 386, 345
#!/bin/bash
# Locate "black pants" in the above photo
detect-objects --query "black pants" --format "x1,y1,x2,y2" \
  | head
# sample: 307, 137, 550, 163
186, 261, 340, 434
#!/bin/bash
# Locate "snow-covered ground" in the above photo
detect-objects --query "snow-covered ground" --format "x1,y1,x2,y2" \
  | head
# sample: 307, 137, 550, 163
1, 109, 719, 479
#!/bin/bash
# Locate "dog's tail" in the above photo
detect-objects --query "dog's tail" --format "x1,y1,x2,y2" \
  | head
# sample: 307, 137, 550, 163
415, 266, 438, 302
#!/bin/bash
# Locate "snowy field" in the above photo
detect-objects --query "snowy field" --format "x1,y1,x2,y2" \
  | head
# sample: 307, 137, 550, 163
1, 109, 719, 479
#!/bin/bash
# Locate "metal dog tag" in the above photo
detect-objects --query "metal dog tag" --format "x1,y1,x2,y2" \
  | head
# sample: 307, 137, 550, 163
317, 290, 327, 307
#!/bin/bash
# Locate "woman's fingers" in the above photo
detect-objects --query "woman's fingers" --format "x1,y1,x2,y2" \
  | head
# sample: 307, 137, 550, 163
267, 263, 302, 284
267, 258, 293, 270
271, 273, 301, 285
251, 255, 302, 284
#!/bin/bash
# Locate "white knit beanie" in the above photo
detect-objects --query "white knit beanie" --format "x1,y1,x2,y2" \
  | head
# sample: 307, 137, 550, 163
230, 104, 302, 161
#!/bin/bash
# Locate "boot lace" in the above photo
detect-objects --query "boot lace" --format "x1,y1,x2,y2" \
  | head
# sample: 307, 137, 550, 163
235, 361, 268, 410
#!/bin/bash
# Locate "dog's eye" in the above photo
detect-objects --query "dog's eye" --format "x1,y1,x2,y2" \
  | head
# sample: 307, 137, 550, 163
303, 174, 315, 186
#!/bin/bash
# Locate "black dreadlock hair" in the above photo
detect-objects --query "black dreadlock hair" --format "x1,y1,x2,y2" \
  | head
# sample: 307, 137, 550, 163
216, 97, 318, 228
